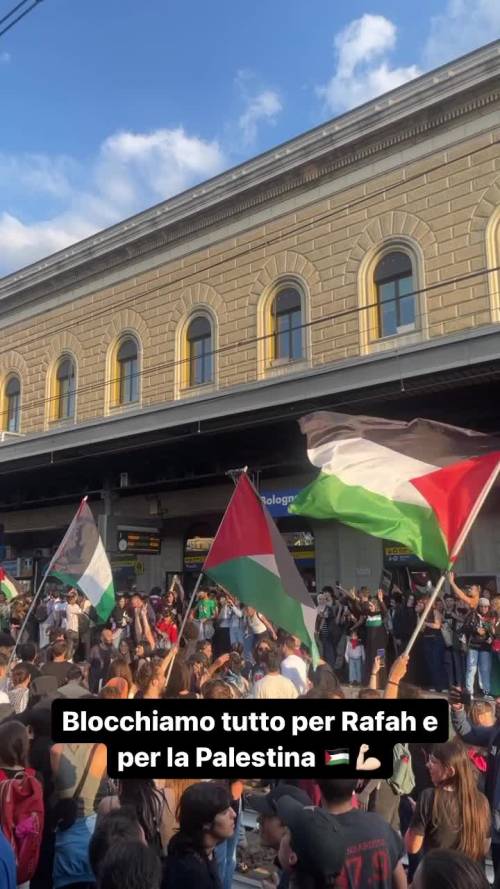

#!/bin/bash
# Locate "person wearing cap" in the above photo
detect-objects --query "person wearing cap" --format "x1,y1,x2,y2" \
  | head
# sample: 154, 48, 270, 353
275, 794, 346, 889
317, 779, 407, 889
248, 783, 311, 854
465, 597, 494, 699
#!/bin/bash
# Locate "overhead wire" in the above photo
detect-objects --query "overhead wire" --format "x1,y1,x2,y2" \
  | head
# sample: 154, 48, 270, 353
0, 263, 498, 422
0, 138, 497, 353
0, 0, 43, 38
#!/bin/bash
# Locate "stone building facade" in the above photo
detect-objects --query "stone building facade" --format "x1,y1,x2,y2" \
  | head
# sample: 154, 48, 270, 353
0, 42, 499, 593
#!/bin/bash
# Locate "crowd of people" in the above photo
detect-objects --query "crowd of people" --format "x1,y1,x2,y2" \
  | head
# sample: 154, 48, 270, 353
0, 572, 498, 888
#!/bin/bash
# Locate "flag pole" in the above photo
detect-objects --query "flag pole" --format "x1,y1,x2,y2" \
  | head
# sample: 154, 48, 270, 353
163, 571, 205, 687
164, 468, 249, 688
7, 495, 90, 668
404, 458, 500, 657
8, 562, 55, 667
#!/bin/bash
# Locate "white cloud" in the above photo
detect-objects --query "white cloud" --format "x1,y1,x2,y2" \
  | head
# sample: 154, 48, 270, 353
235, 71, 283, 146
424, 0, 500, 67
0, 127, 226, 275
239, 90, 282, 144
317, 14, 421, 113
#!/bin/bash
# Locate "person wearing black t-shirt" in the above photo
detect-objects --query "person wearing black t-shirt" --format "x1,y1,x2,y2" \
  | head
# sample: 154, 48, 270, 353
40, 640, 73, 687
317, 778, 407, 889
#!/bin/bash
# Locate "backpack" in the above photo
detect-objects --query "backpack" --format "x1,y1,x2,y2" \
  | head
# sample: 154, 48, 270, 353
0, 768, 44, 884
388, 743, 415, 796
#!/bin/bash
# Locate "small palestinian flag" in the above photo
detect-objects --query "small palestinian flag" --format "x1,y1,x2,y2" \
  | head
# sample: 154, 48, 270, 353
49, 499, 115, 621
325, 749, 350, 766
0, 567, 19, 601
291, 411, 500, 570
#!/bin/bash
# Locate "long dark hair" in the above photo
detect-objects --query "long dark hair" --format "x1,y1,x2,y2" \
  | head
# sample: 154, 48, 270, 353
168, 782, 231, 857
117, 780, 163, 847
0, 720, 30, 767
430, 739, 490, 860
418, 849, 489, 889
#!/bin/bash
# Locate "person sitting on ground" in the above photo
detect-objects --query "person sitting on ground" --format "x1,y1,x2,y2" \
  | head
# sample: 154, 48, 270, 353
8, 663, 31, 713
97, 841, 162, 889
40, 640, 73, 687
280, 635, 308, 695
252, 648, 298, 699
161, 782, 236, 889
317, 778, 407, 889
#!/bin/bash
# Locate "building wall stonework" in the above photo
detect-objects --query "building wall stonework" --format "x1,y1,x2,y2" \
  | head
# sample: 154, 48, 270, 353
0, 125, 498, 435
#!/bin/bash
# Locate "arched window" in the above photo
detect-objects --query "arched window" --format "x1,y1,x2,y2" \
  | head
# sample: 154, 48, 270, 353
271, 287, 303, 361
56, 356, 76, 420
374, 251, 415, 338
5, 376, 20, 432
187, 316, 212, 386
117, 338, 139, 404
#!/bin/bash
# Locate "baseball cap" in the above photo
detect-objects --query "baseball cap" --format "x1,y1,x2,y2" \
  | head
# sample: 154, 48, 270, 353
247, 782, 311, 816
479, 598, 490, 606
276, 795, 346, 880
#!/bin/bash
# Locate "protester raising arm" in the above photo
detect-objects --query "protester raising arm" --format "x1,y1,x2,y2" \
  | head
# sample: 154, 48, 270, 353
383, 654, 410, 699
449, 571, 480, 610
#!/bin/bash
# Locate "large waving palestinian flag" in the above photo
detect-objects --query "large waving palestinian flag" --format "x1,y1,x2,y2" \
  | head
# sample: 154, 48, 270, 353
290, 412, 500, 570
203, 473, 318, 661
48, 499, 115, 621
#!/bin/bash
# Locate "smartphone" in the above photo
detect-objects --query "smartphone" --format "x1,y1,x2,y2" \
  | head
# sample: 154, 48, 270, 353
376, 647, 385, 667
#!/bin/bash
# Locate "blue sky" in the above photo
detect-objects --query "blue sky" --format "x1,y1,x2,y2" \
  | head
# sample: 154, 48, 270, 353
0, 0, 498, 275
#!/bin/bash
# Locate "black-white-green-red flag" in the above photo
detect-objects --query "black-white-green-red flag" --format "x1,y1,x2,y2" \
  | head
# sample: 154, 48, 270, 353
203, 473, 319, 662
48, 499, 115, 621
291, 412, 500, 570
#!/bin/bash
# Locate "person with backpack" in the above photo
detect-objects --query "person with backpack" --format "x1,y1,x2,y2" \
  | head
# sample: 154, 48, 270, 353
0, 720, 44, 889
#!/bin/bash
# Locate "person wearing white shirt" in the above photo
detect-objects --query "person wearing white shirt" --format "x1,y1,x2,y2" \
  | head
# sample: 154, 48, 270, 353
63, 589, 81, 659
280, 635, 309, 695
253, 648, 298, 699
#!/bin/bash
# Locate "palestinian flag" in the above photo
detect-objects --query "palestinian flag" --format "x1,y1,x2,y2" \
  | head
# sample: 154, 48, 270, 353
203, 473, 318, 662
325, 749, 350, 766
0, 567, 19, 601
48, 499, 115, 621
290, 412, 500, 570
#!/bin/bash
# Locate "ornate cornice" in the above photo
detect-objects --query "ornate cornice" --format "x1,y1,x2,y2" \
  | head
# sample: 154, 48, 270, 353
0, 41, 499, 317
